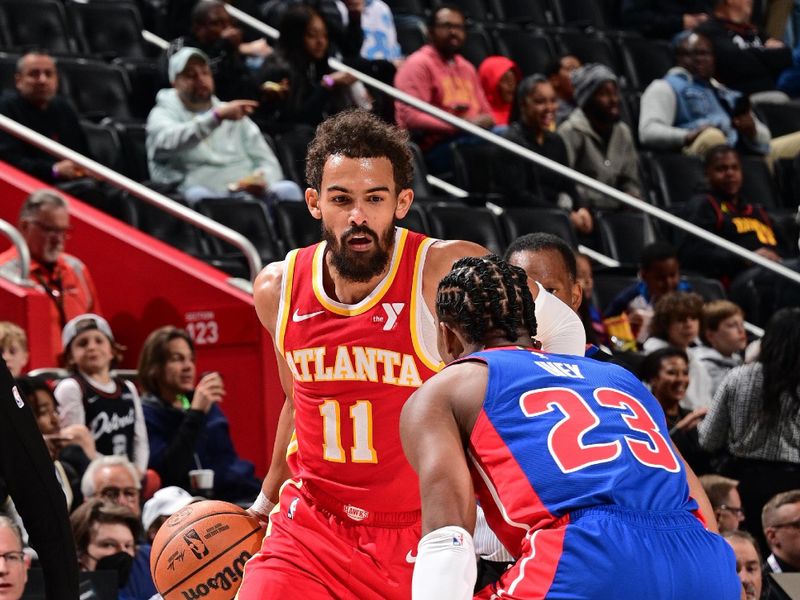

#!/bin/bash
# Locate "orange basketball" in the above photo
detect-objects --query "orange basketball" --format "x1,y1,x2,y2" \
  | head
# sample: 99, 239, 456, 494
150, 500, 264, 600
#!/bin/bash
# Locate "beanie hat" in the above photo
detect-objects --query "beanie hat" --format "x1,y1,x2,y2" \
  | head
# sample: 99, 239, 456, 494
571, 63, 618, 109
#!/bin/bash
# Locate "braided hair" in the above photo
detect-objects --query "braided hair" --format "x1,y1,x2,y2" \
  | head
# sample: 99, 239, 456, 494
436, 255, 537, 345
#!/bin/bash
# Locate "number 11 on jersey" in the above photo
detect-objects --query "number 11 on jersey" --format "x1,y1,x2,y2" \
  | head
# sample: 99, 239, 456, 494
319, 400, 378, 463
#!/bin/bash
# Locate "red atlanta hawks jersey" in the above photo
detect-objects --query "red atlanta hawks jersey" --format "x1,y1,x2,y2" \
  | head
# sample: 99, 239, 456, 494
275, 227, 441, 517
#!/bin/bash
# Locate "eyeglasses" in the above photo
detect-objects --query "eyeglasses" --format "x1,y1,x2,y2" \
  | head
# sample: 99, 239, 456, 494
771, 519, 800, 531
30, 220, 71, 239
98, 487, 139, 502
716, 504, 745, 517
0, 551, 25, 565
434, 22, 466, 31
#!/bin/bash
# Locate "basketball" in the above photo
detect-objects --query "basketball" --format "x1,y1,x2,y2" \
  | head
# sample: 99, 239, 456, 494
150, 500, 264, 600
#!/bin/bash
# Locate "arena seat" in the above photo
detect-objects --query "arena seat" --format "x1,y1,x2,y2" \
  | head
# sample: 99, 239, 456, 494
0, 0, 76, 54
0, 51, 18, 88
75, 186, 139, 228
195, 197, 284, 265
618, 37, 673, 91
490, 0, 552, 26
595, 210, 660, 267
450, 139, 505, 200
113, 57, 162, 120
461, 23, 494, 68
68, 0, 147, 59
500, 206, 580, 248
426, 203, 507, 255
550, 0, 610, 29
81, 120, 123, 172
739, 155, 779, 211
643, 152, 705, 207
273, 125, 315, 188
398, 203, 432, 235
684, 274, 726, 301
58, 58, 133, 122
384, 0, 428, 17
555, 31, 623, 80
274, 200, 320, 250
431, 0, 495, 23
593, 271, 637, 313
112, 122, 150, 182
395, 16, 427, 56
754, 101, 800, 138
491, 27, 555, 77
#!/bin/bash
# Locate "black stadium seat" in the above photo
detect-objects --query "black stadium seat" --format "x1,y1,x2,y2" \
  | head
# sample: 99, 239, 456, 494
195, 197, 284, 264
431, 0, 493, 22
68, 1, 147, 59
491, 28, 555, 78
643, 152, 705, 207
460, 24, 494, 69
619, 37, 673, 91
273, 125, 315, 188
595, 211, 659, 267
500, 206, 579, 248
274, 200, 320, 250
0, 51, 19, 90
81, 120, 123, 171
754, 102, 800, 138
113, 122, 149, 182
550, 0, 609, 29
739, 155, 779, 211
395, 17, 427, 57
397, 203, 432, 235
0, 0, 76, 54
555, 31, 623, 79
490, 0, 551, 26
58, 58, 133, 122
426, 203, 507, 255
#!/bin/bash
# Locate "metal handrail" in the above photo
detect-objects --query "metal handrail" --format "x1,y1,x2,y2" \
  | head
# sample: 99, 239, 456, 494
226, 5, 800, 288
0, 218, 33, 284
0, 115, 263, 283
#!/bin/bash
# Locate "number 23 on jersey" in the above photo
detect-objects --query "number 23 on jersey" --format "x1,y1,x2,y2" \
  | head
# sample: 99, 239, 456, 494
520, 386, 680, 474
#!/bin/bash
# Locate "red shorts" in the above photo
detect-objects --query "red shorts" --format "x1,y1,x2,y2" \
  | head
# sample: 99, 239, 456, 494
237, 479, 421, 600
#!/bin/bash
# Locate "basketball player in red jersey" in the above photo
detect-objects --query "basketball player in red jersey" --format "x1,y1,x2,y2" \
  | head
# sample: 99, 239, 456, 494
237, 110, 585, 599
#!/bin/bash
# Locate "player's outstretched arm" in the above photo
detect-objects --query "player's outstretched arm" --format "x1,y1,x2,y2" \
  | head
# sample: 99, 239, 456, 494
401, 362, 485, 600
251, 261, 296, 521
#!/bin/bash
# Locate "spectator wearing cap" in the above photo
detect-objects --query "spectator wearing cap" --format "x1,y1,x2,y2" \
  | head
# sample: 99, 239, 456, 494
53, 314, 148, 476
141, 486, 202, 543
0, 191, 102, 365
558, 63, 643, 211
146, 47, 301, 205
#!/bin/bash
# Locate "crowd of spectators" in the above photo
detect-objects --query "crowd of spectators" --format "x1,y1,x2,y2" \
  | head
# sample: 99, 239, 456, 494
2, 0, 800, 598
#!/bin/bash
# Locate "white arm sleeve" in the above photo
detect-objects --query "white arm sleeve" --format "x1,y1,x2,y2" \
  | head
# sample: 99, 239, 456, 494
533, 281, 586, 356
412, 526, 477, 600
125, 380, 150, 474
53, 378, 86, 428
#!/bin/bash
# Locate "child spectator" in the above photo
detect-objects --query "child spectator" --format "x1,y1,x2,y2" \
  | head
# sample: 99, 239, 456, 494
697, 300, 747, 396
0, 322, 29, 377
15, 376, 96, 510
478, 56, 521, 128
54, 314, 148, 476
643, 291, 714, 409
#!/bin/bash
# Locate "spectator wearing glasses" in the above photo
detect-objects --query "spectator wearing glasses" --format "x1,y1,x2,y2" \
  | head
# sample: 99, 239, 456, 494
699, 308, 800, 551
80, 456, 157, 600
701, 474, 746, 534
0, 517, 30, 600
762, 490, 800, 574
723, 530, 765, 600
0, 191, 102, 365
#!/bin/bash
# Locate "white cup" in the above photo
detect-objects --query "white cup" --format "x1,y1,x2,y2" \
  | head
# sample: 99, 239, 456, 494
188, 469, 214, 497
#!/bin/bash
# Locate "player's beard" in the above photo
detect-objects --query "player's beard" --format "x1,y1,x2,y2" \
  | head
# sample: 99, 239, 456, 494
322, 222, 395, 283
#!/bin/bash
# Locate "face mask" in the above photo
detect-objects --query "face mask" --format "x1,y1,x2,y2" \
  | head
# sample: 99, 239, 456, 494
93, 551, 134, 588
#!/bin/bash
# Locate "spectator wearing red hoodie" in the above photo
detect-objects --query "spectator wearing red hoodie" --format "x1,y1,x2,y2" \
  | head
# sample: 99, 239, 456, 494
478, 56, 521, 128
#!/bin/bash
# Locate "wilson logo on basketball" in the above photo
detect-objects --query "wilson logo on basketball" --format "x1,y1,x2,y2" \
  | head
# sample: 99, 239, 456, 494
179, 550, 252, 599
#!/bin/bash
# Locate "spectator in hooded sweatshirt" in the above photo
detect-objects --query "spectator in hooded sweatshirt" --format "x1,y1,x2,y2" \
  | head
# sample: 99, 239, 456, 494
478, 56, 521, 129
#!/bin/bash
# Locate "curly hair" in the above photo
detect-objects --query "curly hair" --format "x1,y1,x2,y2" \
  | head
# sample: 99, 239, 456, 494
649, 291, 704, 341
436, 255, 537, 345
305, 109, 413, 193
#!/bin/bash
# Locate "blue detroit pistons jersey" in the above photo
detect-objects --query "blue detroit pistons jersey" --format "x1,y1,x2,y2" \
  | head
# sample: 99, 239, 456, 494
466, 347, 700, 557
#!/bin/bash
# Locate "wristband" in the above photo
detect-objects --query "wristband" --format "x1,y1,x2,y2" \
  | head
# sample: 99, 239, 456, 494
51, 165, 59, 180
212, 108, 222, 123
250, 490, 276, 519
322, 74, 335, 89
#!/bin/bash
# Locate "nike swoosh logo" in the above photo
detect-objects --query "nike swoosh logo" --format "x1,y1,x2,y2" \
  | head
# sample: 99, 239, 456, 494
292, 309, 325, 322
405, 550, 416, 563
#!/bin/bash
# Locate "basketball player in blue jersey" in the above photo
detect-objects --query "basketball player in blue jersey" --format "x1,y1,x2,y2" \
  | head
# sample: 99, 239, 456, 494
400, 255, 740, 599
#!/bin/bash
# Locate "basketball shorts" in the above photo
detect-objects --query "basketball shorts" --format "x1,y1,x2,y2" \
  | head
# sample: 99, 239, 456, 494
475, 505, 740, 600
236, 479, 421, 600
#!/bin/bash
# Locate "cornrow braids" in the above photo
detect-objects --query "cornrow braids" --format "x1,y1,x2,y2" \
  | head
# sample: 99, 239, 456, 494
436, 255, 537, 345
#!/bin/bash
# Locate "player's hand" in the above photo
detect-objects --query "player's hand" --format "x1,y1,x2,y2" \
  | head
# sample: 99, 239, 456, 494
246, 507, 270, 529
215, 100, 259, 121
674, 408, 707, 431
192, 372, 225, 414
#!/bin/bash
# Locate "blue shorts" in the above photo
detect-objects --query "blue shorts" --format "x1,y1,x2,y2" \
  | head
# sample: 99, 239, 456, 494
476, 506, 740, 600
